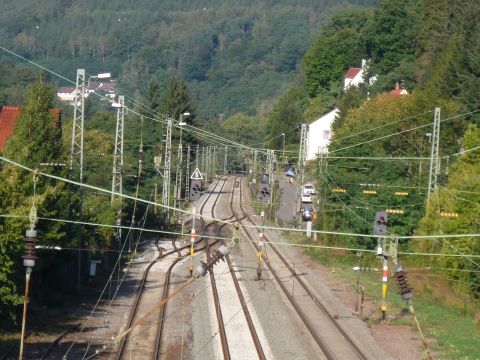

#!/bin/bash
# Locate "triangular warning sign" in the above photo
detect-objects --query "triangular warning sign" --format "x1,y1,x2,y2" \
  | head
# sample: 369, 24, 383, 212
190, 168, 203, 180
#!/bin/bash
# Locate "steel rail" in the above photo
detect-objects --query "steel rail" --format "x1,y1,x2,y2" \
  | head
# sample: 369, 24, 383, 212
223, 177, 266, 360
39, 324, 80, 360
237, 180, 341, 360
239, 179, 370, 359
114, 244, 163, 360
200, 176, 231, 360
153, 177, 225, 359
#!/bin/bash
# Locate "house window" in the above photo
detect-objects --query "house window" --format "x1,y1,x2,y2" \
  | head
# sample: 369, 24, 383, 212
323, 130, 331, 140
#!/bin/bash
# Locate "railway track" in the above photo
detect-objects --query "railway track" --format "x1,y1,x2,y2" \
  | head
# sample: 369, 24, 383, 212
114, 177, 225, 360
205, 176, 267, 360
235, 177, 370, 360
223, 177, 266, 360
153, 176, 225, 358
198, 176, 231, 359
0, 324, 79, 360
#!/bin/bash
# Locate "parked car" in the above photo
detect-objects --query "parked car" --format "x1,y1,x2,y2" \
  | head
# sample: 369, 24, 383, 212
301, 193, 312, 203
303, 184, 315, 195
285, 167, 296, 178
302, 205, 314, 221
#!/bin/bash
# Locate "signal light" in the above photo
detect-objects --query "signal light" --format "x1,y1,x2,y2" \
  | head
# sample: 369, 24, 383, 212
373, 211, 388, 236
395, 191, 409, 196
386, 209, 405, 215
258, 183, 270, 203
363, 190, 377, 195
439, 211, 459, 218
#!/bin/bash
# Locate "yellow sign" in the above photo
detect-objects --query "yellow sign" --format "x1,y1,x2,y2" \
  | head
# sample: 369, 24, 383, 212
439, 211, 459, 218
386, 209, 405, 214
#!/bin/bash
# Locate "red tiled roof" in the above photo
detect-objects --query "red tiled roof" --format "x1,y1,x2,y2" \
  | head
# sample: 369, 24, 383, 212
0, 106, 61, 152
344, 67, 361, 79
0, 106, 21, 151
57, 86, 75, 93
388, 87, 409, 97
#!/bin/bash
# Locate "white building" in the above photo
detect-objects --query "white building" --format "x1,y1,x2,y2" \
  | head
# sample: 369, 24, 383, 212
306, 108, 339, 160
57, 87, 76, 102
57, 80, 117, 102
343, 59, 377, 91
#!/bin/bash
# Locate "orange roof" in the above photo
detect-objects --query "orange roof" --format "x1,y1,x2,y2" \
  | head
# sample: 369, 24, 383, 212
344, 67, 362, 79
0, 106, 21, 151
0, 106, 61, 152
388, 84, 409, 97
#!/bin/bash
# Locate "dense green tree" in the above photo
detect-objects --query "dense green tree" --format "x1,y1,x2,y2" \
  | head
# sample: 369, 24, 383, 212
161, 77, 197, 121
415, 124, 480, 296
266, 88, 307, 149
303, 8, 370, 97
3, 74, 61, 167
0, 75, 66, 322
318, 91, 462, 246
0, 0, 378, 117
219, 112, 268, 146
361, 0, 419, 76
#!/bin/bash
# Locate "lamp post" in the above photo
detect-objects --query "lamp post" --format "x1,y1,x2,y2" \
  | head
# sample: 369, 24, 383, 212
174, 112, 190, 210
87, 72, 111, 89
19, 228, 38, 360
281, 133, 285, 165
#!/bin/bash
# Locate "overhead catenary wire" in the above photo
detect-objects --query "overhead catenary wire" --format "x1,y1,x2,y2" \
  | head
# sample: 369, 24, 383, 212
329, 110, 434, 144
329, 109, 480, 154
0, 46, 265, 156
2, 46, 480, 240
323, 171, 426, 209
2, 154, 480, 242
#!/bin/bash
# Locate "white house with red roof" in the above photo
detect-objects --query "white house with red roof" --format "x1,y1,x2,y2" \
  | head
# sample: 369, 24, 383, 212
57, 79, 117, 102
306, 59, 380, 160
343, 59, 377, 91
57, 86, 77, 102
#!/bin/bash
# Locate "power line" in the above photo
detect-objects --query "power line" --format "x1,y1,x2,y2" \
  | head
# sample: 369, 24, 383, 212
0, 46, 266, 156
329, 109, 480, 154
325, 156, 430, 161
329, 110, 433, 144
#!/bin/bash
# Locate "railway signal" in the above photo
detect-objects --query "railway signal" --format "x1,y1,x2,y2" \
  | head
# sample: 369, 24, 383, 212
373, 212, 388, 237
258, 184, 270, 203
190, 168, 203, 201
257, 232, 264, 280
190, 179, 202, 200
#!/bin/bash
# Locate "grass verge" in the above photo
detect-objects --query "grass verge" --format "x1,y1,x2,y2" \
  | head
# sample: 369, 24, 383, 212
302, 244, 480, 360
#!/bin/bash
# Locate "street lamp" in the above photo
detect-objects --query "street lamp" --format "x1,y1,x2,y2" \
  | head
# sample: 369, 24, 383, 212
87, 72, 111, 88
19, 228, 38, 360
179, 112, 190, 126
281, 133, 286, 165
175, 112, 190, 209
